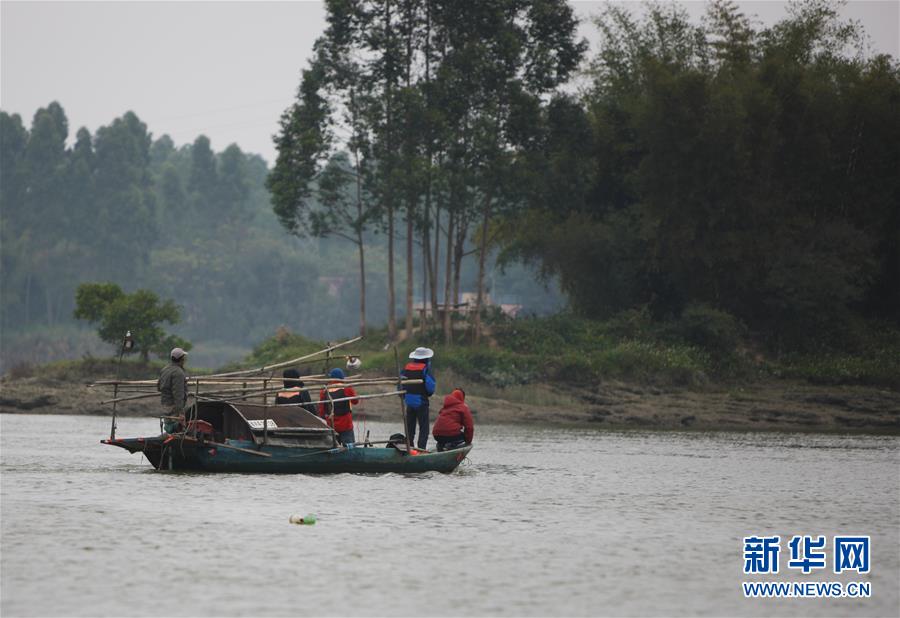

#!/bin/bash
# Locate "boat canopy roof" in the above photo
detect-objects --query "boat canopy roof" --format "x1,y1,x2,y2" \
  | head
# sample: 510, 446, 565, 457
193, 400, 333, 446
227, 402, 328, 429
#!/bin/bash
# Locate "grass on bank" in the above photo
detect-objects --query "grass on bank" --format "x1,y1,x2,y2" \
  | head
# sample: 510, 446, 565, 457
8, 308, 896, 393
231, 309, 900, 391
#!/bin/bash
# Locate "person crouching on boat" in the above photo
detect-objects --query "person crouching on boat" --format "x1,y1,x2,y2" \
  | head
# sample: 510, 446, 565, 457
157, 347, 189, 433
276, 368, 316, 414
432, 388, 474, 451
318, 368, 359, 445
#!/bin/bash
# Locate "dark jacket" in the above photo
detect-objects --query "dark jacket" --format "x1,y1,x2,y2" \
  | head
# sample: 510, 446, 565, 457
275, 387, 316, 414
432, 390, 474, 444
157, 362, 187, 412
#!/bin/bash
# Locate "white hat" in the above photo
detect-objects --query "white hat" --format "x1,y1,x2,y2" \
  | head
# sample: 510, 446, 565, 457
409, 347, 434, 360
170, 347, 188, 360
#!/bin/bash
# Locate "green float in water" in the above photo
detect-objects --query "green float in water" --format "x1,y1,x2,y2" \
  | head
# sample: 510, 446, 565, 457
289, 513, 317, 525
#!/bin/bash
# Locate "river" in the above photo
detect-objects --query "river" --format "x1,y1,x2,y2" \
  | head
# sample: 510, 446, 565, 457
1, 414, 897, 617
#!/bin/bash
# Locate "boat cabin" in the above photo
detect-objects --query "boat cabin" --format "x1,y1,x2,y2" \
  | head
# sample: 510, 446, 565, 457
187, 400, 335, 448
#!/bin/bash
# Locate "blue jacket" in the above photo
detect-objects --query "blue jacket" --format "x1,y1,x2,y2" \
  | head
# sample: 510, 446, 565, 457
402, 360, 436, 408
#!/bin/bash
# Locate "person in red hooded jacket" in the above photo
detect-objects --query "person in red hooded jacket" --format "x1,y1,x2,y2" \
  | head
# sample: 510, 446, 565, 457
431, 388, 474, 451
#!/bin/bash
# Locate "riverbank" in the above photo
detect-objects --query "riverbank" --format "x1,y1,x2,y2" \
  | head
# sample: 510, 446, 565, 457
2, 369, 897, 435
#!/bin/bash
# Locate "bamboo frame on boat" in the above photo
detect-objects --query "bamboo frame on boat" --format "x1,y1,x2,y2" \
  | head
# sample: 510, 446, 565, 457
90, 374, 411, 389
98, 379, 423, 405
90, 334, 365, 388
202, 379, 420, 403
202, 336, 363, 378
228, 390, 405, 407
89, 373, 329, 387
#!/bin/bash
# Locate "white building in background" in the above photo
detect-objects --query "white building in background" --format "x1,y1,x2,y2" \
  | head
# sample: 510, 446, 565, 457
449, 292, 522, 318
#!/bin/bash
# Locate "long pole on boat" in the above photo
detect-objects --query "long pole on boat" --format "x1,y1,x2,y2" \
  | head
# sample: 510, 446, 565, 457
110, 330, 134, 440
97, 379, 425, 405
324, 383, 337, 447
202, 336, 363, 379
227, 390, 407, 406
394, 346, 411, 450
89, 372, 329, 387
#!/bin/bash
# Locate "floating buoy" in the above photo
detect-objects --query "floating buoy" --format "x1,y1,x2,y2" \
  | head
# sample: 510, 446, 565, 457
289, 514, 317, 525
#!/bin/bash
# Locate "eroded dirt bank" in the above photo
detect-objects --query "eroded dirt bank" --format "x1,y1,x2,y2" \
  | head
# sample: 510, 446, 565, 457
2, 373, 897, 435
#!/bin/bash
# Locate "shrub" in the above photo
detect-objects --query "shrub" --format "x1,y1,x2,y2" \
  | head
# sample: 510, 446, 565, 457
7, 362, 34, 380
666, 303, 746, 355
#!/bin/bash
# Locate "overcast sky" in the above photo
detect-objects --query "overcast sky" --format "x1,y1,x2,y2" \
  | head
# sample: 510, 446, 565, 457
2, 1, 897, 165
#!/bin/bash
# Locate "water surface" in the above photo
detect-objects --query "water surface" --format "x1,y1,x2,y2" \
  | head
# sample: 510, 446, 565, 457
1, 414, 897, 617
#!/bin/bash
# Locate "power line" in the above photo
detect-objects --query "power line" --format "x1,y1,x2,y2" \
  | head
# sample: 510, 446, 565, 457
153, 98, 294, 123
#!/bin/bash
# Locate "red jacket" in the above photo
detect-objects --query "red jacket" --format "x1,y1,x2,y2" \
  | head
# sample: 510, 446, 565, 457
318, 381, 359, 433
432, 390, 474, 444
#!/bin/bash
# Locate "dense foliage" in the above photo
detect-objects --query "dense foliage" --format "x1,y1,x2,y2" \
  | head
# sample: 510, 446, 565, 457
0, 103, 558, 369
270, 0, 585, 342
2, 0, 896, 388
0, 106, 369, 366
504, 0, 899, 350
240, 311, 900, 389
73, 282, 190, 360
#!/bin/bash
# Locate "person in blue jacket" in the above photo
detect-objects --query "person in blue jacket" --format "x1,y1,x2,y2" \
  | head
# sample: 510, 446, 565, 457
401, 347, 436, 449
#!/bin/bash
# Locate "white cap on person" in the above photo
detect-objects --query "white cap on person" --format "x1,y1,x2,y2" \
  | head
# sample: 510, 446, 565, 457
409, 347, 434, 360
170, 347, 188, 360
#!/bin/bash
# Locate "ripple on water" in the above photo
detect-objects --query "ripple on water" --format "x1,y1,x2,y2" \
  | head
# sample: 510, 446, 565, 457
0, 414, 897, 618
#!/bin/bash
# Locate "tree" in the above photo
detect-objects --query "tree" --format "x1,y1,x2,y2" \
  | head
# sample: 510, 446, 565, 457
0, 112, 30, 331
272, 0, 585, 343
502, 0, 898, 346
189, 135, 217, 199
74, 282, 190, 361
0, 112, 29, 220
427, 0, 586, 341
217, 143, 251, 225
20, 103, 70, 325
92, 111, 157, 281
269, 47, 377, 338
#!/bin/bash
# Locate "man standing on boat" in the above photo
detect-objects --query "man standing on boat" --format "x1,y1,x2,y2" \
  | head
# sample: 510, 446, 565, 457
318, 368, 359, 445
402, 347, 436, 450
157, 347, 189, 433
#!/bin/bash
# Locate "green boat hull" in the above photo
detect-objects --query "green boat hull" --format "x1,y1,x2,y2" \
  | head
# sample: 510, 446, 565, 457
102, 435, 472, 474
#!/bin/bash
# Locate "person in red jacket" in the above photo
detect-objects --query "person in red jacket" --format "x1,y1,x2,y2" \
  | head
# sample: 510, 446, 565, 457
431, 388, 474, 451
318, 368, 359, 445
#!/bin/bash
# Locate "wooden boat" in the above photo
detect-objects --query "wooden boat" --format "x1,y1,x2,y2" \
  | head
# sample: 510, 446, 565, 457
101, 400, 471, 474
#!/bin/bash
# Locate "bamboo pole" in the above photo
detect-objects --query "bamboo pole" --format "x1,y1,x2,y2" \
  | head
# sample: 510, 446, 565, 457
99, 380, 423, 405
393, 346, 411, 451
228, 390, 405, 407
192, 377, 200, 438
200, 378, 418, 395
191, 374, 326, 383
190, 378, 421, 400
324, 381, 337, 447
99, 391, 162, 405
93, 372, 411, 388
202, 336, 363, 378
267, 380, 421, 400
88, 340, 360, 387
